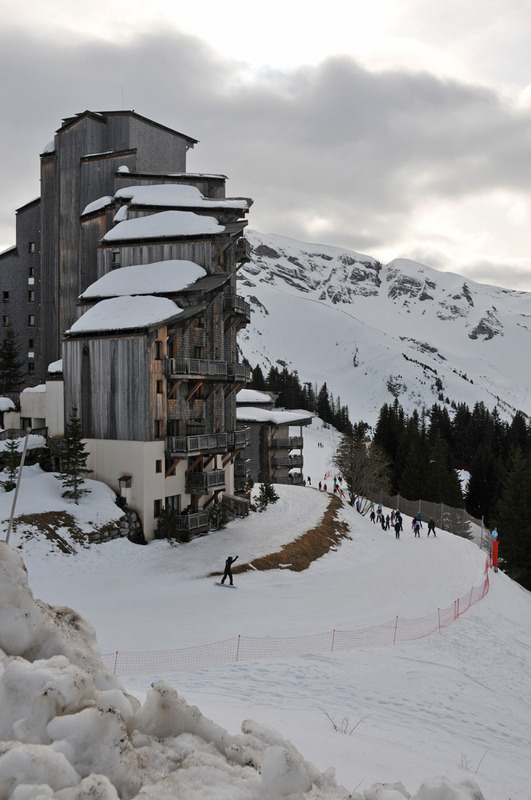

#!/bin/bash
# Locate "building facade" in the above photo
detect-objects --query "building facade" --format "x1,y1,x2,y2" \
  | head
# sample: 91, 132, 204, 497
0, 110, 253, 539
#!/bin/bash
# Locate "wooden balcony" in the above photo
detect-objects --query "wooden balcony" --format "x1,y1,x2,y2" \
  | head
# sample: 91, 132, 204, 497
271, 436, 303, 449
166, 358, 228, 379
166, 433, 228, 456
235, 237, 251, 263
273, 454, 304, 469
223, 295, 251, 323
227, 363, 251, 382
227, 427, 251, 449
175, 511, 208, 534
186, 469, 226, 494
234, 458, 251, 478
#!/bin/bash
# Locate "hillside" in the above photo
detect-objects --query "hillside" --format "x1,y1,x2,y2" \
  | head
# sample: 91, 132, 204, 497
2, 418, 530, 798
238, 230, 531, 424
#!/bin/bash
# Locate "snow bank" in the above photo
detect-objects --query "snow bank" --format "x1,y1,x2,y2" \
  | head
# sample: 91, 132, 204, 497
0, 542, 487, 799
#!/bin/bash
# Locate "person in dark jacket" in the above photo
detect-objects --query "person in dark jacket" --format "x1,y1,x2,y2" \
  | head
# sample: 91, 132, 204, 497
221, 555, 239, 585
427, 518, 436, 537
394, 521, 401, 539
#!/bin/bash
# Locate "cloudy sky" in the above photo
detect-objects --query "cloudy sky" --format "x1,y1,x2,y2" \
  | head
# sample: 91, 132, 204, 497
1, 0, 531, 289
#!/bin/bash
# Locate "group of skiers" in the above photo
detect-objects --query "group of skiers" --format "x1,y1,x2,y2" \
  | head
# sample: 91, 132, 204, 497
367, 503, 437, 539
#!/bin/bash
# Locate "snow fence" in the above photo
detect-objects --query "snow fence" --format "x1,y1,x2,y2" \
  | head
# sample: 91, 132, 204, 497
101, 559, 490, 676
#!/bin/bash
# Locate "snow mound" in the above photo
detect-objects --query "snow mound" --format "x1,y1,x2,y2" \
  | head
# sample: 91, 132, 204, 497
0, 543, 487, 799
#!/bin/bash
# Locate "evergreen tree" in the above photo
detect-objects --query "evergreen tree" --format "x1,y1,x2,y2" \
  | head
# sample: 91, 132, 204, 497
333, 430, 390, 508
250, 364, 266, 391
0, 323, 24, 394
1, 434, 20, 492
465, 442, 502, 526
57, 407, 92, 503
494, 448, 531, 590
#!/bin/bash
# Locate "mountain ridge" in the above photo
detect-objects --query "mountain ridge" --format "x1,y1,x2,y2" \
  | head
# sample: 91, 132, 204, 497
238, 229, 531, 424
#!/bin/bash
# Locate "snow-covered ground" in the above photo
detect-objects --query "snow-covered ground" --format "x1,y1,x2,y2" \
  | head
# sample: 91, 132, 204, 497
1, 418, 530, 798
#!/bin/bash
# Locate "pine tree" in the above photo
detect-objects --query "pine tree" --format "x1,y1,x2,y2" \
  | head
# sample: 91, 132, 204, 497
494, 448, 531, 590
333, 430, 390, 508
1, 434, 20, 492
57, 407, 92, 503
0, 323, 24, 394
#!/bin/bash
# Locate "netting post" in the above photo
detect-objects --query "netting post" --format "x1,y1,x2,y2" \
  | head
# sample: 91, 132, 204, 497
236, 635, 241, 662
393, 616, 398, 645
113, 651, 118, 675
331, 629, 336, 652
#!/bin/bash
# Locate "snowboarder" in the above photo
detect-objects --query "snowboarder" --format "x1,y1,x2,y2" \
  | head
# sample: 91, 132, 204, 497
221, 555, 238, 585
427, 518, 436, 537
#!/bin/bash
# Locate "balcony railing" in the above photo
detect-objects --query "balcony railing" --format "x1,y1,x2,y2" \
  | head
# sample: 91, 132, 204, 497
0, 427, 48, 440
166, 433, 228, 456
273, 455, 304, 469
271, 436, 303, 449
227, 427, 251, 449
275, 473, 305, 486
234, 459, 251, 477
235, 237, 251, 262
175, 511, 208, 533
227, 363, 251, 382
223, 295, 251, 321
166, 358, 228, 379
186, 469, 226, 494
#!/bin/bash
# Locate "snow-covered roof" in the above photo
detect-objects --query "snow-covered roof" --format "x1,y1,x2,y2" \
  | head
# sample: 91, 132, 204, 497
0, 397, 15, 411
67, 296, 182, 334
237, 389, 274, 404
21, 385, 46, 394
48, 359, 63, 373
82, 196, 114, 216
115, 184, 249, 210
101, 211, 224, 242
236, 406, 313, 425
79, 260, 206, 300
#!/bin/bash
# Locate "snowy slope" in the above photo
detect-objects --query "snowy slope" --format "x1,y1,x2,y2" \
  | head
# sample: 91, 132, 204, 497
239, 230, 531, 424
2, 419, 530, 798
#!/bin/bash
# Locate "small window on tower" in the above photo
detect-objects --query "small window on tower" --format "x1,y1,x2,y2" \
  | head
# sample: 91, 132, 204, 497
112, 250, 121, 267
28, 242, 36, 254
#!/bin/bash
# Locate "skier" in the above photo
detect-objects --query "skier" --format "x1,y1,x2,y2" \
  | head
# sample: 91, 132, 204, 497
413, 520, 421, 537
370, 509, 376, 523
427, 518, 436, 537
395, 511, 403, 531
221, 555, 238, 585
394, 520, 401, 539
416, 511, 423, 528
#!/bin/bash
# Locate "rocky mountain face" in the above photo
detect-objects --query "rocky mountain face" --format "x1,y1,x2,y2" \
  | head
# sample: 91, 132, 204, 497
238, 230, 531, 425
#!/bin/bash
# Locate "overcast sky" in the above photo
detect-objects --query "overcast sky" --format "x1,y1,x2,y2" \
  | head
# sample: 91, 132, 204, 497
1, 0, 531, 289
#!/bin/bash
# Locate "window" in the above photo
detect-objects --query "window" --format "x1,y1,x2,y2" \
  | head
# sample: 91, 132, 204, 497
28, 242, 36, 254
21, 417, 31, 429
28, 314, 35, 327
155, 460, 162, 473
153, 499, 162, 518
193, 346, 203, 359
156, 380, 163, 394
28, 363, 35, 373
195, 316, 205, 329
2, 292, 9, 302
29, 266, 35, 278
154, 340, 162, 360
166, 494, 180, 511
28, 338, 34, 349
28, 290, 35, 303
2, 315, 9, 327
111, 250, 121, 267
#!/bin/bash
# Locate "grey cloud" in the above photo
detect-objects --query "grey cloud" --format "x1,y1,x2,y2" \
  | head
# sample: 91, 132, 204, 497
1, 27, 530, 285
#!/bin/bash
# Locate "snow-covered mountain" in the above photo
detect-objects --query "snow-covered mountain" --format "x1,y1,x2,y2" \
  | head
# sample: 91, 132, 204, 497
238, 230, 531, 424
